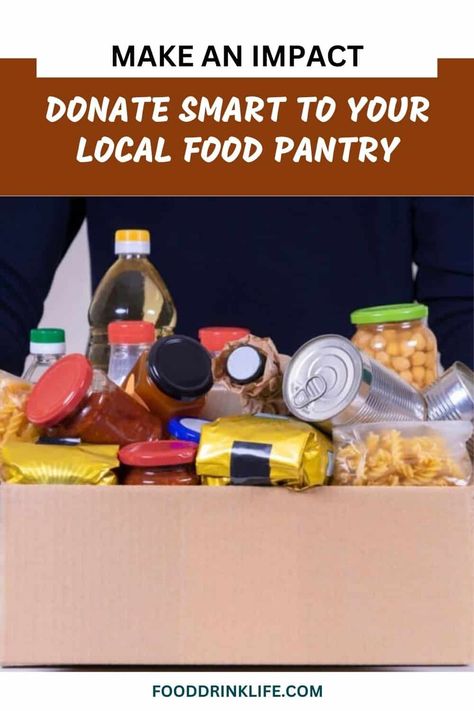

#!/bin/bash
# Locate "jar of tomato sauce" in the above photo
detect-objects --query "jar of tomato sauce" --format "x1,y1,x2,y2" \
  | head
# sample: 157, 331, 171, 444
118, 440, 199, 485
26, 354, 162, 446
123, 335, 213, 422
350, 303, 439, 389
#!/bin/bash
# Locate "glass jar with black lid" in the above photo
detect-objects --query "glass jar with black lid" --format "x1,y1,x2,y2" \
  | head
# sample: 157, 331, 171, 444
123, 334, 213, 422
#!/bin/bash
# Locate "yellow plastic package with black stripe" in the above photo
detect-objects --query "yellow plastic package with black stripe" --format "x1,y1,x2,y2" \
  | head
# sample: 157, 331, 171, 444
196, 415, 333, 489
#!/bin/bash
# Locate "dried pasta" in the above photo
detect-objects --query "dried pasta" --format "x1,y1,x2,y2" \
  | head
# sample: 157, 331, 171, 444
0, 370, 38, 446
333, 422, 473, 486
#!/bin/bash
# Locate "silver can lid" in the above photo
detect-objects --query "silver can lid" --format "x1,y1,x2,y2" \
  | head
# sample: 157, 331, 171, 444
283, 335, 363, 422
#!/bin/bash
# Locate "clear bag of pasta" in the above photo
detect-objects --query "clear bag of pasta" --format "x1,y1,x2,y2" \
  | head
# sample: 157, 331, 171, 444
0, 370, 38, 446
333, 421, 473, 486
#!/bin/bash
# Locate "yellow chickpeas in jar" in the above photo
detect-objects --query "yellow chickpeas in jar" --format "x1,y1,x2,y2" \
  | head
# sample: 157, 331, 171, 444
350, 303, 439, 390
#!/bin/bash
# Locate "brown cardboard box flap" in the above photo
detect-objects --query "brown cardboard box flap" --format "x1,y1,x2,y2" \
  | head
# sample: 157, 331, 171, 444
1, 485, 473, 666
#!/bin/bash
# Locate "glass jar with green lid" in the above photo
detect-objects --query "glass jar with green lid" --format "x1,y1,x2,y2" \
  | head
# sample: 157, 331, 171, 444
350, 303, 438, 389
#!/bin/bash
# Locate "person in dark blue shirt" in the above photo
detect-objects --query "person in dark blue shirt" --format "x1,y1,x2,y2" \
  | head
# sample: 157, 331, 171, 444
0, 197, 472, 375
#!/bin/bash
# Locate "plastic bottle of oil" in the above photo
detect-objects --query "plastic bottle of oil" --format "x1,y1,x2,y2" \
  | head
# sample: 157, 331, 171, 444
86, 229, 177, 371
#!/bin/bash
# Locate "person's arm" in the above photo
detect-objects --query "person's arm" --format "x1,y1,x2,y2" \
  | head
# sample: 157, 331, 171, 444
412, 197, 473, 370
0, 197, 86, 375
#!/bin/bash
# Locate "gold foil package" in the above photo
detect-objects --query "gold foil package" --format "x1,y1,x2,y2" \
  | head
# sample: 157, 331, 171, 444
196, 415, 333, 489
0, 442, 119, 485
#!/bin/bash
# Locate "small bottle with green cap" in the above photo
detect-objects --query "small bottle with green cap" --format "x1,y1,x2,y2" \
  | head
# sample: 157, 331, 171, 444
350, 303, 439, 390
23, 328, 66, 384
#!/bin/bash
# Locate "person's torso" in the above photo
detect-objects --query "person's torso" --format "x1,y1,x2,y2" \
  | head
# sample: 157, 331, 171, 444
86, 197, 414, 355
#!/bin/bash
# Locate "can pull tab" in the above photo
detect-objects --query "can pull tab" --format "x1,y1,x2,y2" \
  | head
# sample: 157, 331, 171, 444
293, 375, 327, 408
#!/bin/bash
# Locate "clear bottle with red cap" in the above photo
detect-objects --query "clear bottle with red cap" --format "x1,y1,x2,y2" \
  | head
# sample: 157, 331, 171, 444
26, 354, 163, 446
199, 327, 250, 358
107, 320, 155, 386
118, 440, 199, 485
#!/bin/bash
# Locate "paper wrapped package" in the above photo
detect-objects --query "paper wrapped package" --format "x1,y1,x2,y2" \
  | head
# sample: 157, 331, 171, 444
210, 335, 288, 416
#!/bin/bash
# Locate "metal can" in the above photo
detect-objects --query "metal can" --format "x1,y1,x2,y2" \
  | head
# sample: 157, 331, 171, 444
424, 362, 474, 459
283, 335, 426, 430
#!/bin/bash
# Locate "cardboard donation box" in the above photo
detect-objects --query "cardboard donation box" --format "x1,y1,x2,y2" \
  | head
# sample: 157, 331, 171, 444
1, 484, 473, 666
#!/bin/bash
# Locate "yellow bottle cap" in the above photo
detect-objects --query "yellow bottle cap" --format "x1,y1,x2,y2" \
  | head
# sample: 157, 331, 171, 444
115, 229, 150, 254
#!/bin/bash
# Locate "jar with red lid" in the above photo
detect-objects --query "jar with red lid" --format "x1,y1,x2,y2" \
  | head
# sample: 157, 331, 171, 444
26, 354, 162, 446
119, 440, 199, 485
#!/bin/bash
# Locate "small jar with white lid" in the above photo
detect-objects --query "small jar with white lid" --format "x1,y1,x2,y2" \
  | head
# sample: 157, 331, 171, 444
225, 345, 267, 385
199, 326, 251, 392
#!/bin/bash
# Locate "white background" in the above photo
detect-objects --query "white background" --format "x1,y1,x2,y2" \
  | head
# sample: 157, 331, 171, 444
0, 0, 472, 77
37, 222, 90, 356
1, 671, 474, 710
1, 0, 474, 707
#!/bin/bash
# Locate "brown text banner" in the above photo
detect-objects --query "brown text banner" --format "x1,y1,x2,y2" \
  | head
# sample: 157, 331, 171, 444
0, 59, 472, 195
